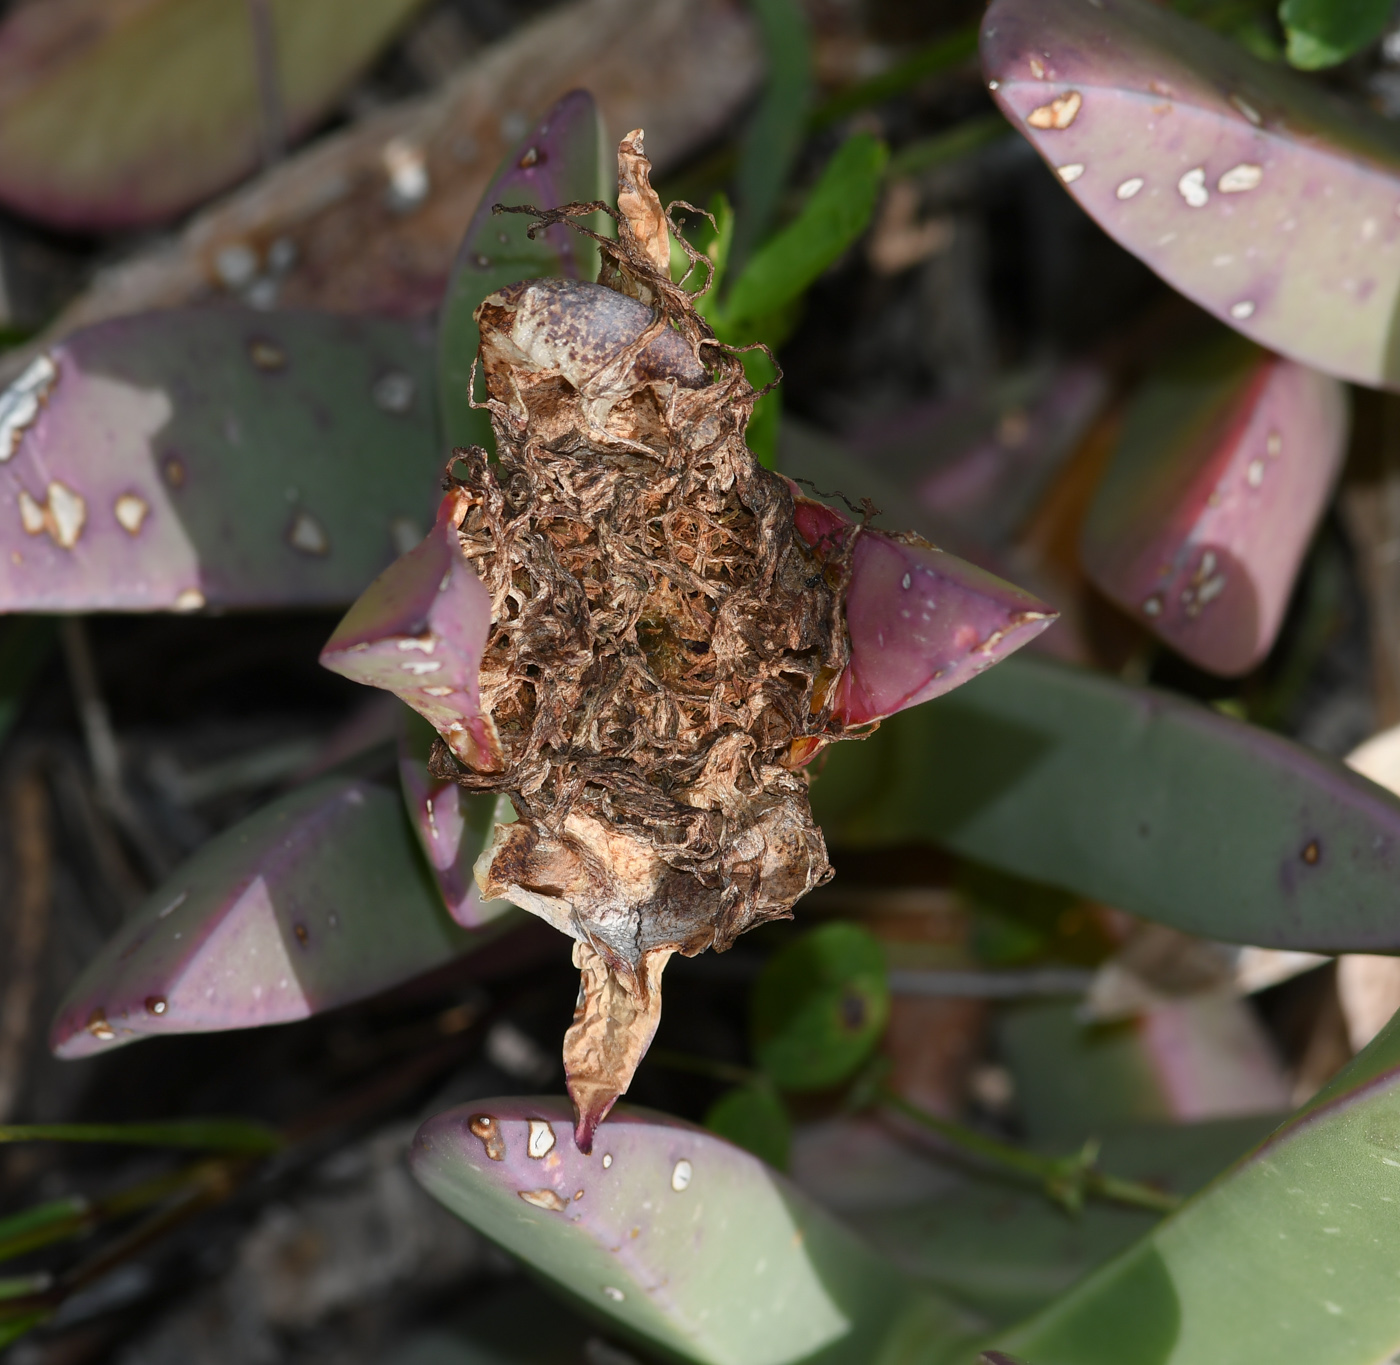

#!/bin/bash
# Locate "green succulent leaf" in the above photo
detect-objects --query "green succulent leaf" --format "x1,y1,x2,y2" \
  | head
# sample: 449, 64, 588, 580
410, 1098, 978, 1365
993, 1012, 1400, 1363
752, 922, 891, 1091
704, 1083, 792, 1170
438, 90, 607, 453
811, 653, 1400, 952
1280, 0, 1391, 68
724, 133, 889, 330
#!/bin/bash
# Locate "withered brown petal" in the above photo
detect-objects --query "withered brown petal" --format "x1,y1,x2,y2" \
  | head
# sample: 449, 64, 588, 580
564, 940, 673, 1152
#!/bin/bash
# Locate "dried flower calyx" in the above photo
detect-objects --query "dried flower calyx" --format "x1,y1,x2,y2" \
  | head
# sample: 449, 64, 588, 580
426, 130, 1051, 1151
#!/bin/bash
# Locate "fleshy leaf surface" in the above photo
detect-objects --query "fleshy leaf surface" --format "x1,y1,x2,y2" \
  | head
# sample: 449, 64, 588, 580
982, 0, 1400, 388
438, 90, 605, 452
321, 492, 500, 772
0, 308, 439, 612
410, 1097, 977, 1365
812, 653, 1400, 951
0, 0, 427, 229
51, 777, 495, 1058
993, 1010, 1400, 1364
398, 709, 515, 929
791, 491, 1056, 725
1082, 330, 1348, 675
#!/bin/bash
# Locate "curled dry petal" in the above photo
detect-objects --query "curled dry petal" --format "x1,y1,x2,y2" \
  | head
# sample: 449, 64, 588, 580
320, 491, 502, 772
563, 941, 673, 1152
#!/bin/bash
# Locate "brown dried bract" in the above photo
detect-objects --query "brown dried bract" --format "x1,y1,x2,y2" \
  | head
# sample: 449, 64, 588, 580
434, 131, 852, 1150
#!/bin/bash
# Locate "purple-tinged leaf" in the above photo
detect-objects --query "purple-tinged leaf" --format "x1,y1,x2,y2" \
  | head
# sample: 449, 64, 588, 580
320, 492, 501, 773
50, 777, 501, 1059
410, 1098, 978, 1365
0, 308, 439, 612
791, 491, 1056, 727
1082, 331, 1348, 675
438, 90, 606, 452
981, 0, 1400, 388
399, 708, 515, 929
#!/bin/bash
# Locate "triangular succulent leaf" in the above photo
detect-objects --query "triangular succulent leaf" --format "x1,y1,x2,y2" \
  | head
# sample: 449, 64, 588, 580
320, 491, 501, 773
51, 777, 506, 1058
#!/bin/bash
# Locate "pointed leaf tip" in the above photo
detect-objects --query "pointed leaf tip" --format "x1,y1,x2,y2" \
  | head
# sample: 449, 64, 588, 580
50, 777, 482, 1058
321, 492, 501, 772
398, 711, 515, 929
791, 487, 1056, 725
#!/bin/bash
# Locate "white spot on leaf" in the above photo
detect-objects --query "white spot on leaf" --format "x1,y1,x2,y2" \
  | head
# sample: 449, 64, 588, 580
527, 1119, 557, 1159
18, 480, 86, 548
114, 493, 150, 535
384, 138, 430, 209
1057, 163, 1085, 184
671, 1159, 693, 1192
1116, 177, 1144, 200
1247, 458, 1265, 487
1230, 300, 1255, 319
288, 510, 329, 556
214, 243, 258, 289
0, 353, 57, 461
173, 588, 206, 612
518, 1188, 567, 1212
1177, 167, 1209, 208
373, 371, 416, 414
602, 1286, 625, 1302
1026, 90, 1081, 130
1218, 163, 1262, 193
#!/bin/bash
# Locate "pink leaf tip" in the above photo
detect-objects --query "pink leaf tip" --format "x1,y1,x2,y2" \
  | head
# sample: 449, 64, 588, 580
321, 490, 501, 772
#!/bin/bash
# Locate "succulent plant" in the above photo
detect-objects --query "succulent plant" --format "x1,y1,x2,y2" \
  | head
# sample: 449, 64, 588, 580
18, 18, 1400, 1354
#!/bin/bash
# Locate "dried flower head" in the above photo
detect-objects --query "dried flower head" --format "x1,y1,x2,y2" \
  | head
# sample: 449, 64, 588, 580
390, 130, 1053, 1150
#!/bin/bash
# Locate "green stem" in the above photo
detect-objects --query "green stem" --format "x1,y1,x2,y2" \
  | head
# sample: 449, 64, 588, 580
880, 1088, 1181, 1216
647, 1048, 759, 1088
0, 1118, 281, 1153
